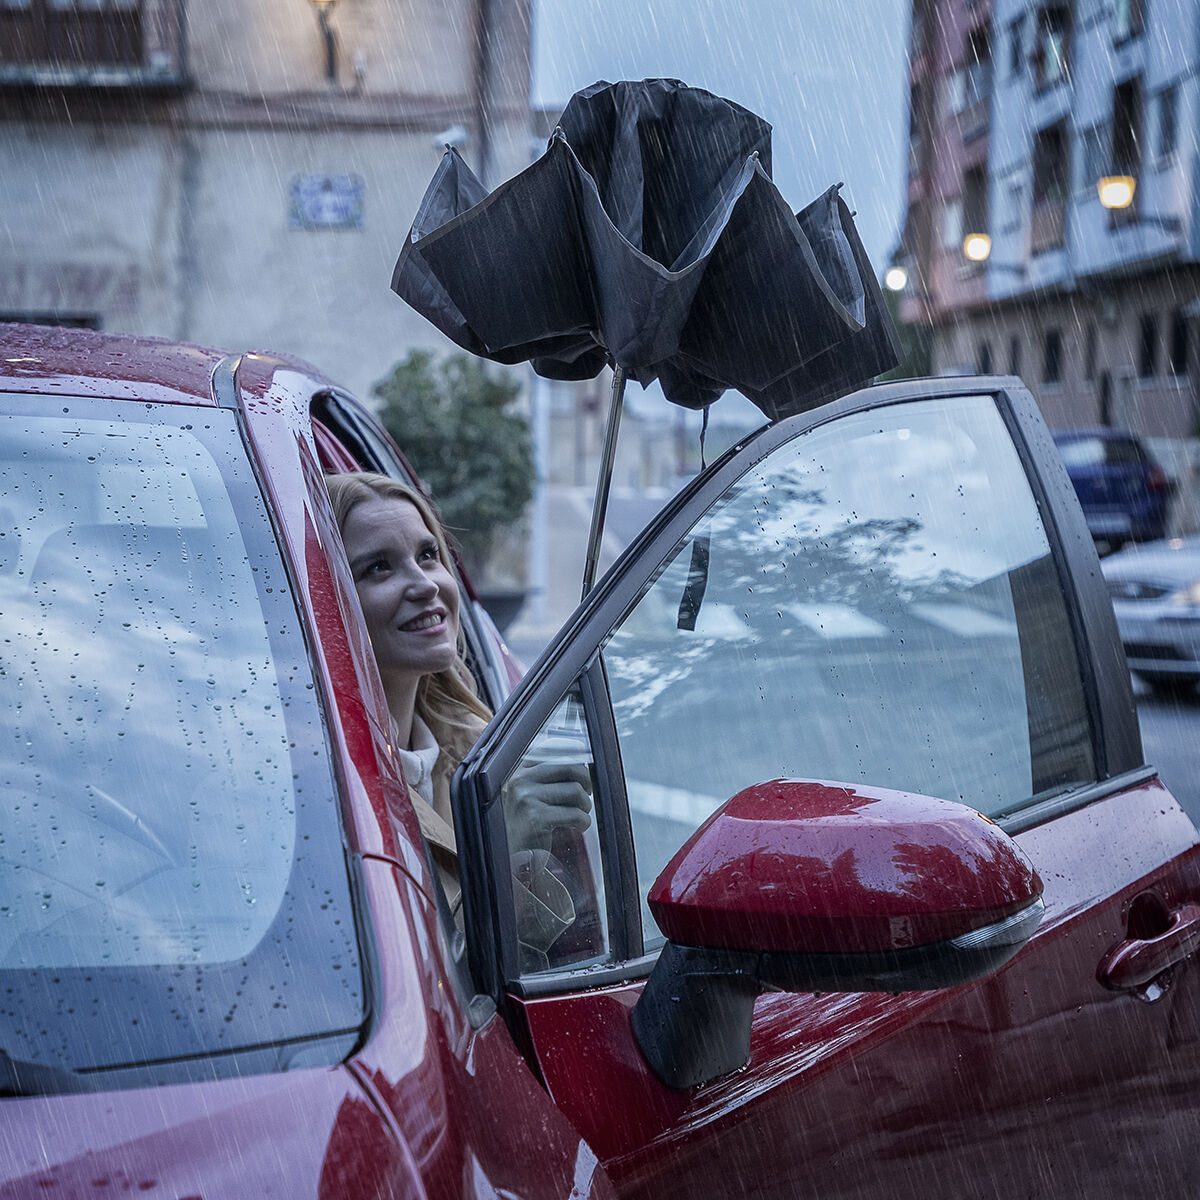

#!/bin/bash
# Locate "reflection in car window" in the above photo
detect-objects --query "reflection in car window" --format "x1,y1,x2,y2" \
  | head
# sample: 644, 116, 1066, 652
602, 396, 1095, 945
499, 685, 611, 974
0, 407, 362, 1085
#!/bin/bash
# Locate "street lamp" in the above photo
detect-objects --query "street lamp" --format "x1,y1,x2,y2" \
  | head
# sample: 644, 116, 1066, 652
1097, 174, 1183, 234
1097, 174, 1135, 210
962, 232, 991, 262
308, 0, 339, 85
962, 232, 1026, 276
884, 265, 908, 292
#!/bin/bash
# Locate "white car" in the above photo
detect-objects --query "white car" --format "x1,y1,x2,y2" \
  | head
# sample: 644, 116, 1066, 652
1102, 535, 1200, 693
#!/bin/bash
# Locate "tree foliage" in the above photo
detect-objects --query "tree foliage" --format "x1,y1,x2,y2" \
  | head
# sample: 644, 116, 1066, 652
371, 350, 534, 574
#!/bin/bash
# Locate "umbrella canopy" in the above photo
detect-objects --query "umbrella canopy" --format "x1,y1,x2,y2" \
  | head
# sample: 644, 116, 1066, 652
392, 78, 900, 422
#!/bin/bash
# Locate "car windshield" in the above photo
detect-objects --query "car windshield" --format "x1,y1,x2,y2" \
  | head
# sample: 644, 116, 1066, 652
0, 400, 363, 1088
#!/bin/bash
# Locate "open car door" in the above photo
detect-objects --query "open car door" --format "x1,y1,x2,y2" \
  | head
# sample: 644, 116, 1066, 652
454, 377, 1200, 1199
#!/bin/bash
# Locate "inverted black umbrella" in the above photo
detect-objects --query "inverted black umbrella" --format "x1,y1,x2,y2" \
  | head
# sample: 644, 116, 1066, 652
392, 78, 900, 594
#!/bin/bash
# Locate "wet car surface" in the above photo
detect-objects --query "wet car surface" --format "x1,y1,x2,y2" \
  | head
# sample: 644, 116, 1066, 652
2, 333, 1199, 1198
1103, 534, 1200, 693
1052, 426, 1172, 551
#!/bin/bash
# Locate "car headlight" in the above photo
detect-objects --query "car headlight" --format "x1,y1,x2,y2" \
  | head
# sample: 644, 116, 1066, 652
1169, 579, 1200, 607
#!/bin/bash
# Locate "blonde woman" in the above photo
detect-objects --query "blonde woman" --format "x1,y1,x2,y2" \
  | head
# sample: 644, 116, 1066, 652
325, 472, 591, 959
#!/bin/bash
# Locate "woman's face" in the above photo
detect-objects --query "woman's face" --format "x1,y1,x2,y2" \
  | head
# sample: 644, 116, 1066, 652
341, 495, 461, 695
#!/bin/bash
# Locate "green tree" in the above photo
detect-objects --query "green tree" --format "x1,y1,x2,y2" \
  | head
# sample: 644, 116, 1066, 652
878, 280, 933, 382
371, 350, 534, 578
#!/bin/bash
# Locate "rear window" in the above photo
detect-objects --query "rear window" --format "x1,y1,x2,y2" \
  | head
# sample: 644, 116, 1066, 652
0, 400, 364, 1090
1055, 434, 1145, 468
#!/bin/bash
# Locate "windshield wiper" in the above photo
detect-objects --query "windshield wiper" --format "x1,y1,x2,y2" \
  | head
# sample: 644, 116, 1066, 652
0, 1049, 97, 1097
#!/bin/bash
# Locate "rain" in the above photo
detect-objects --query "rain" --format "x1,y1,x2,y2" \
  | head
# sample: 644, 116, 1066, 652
2, 0, 1200, 1195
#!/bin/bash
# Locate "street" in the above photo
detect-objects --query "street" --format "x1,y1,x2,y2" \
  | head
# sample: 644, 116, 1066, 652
1136, 683, 1200, 825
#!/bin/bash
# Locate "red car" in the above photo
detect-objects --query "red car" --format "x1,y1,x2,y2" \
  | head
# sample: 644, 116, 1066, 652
1, 325, 1198, 1198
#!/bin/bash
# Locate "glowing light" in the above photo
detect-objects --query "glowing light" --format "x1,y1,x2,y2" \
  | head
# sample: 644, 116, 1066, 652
1098, 175, 1136, 210
962, 233, 992, 262
884, 266, 908, 292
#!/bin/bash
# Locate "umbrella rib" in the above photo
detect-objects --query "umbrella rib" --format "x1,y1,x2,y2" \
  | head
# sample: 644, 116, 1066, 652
581, 365, 628, 600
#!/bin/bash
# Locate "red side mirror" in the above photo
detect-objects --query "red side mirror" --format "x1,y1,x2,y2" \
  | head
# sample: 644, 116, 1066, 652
633, 779, 1045, 1089
648, 778, 1043, 955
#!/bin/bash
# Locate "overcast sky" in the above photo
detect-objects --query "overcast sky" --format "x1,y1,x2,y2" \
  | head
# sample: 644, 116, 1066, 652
531, 0, 910, 271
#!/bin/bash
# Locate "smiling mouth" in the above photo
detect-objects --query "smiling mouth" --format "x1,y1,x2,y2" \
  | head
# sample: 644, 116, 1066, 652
401, 611, 446, 632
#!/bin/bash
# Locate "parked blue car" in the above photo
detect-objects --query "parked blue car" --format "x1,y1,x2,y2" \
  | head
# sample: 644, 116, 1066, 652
1052, 428, 1172, 551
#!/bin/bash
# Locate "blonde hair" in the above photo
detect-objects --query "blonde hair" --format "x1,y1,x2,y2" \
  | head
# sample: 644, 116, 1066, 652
324, 472, 492, 750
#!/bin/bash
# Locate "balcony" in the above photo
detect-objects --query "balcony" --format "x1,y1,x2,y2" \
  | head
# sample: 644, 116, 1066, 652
0, 0, 186, 90
1030, 199, 1066, 254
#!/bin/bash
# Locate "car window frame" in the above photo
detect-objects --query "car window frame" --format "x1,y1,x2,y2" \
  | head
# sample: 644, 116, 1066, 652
454, 376, 1147, 1005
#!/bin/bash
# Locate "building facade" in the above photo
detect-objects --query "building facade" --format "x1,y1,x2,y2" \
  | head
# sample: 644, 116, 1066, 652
897, 0, 1200, 438
0, 0, 532, 402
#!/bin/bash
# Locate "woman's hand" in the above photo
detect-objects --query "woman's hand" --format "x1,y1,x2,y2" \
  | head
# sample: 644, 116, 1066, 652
503, 760, 593, 853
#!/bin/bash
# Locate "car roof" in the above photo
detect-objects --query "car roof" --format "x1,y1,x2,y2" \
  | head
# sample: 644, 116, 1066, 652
0, 322, 335, 408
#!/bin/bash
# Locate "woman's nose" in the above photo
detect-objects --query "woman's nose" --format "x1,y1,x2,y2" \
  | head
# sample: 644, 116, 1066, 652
401, 563, 439, 599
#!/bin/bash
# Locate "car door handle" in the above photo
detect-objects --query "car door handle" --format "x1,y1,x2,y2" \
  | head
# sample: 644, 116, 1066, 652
1098, 903, 1200, 990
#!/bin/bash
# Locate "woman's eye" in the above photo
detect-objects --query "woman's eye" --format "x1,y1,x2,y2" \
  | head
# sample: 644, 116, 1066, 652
363, 557, 389, 577
418, 544, 440, 563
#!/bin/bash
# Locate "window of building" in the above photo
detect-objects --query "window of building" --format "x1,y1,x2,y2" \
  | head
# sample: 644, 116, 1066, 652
1008, 17, 1024, 78
1033, 5, 1071, 90
1032, 122, 1068, 252
1109, 79, 1144, 229
0, 0, 143, 68
1079, 122, 1112, 198
1169, 310, 1189, 378
946, 69, 967, 116
999, 172, 1026, 233
1138, 313, 1158, 378
1033, 123, 1068, 207
1112, 78, 1142, 176
978, 341, 993, 374
1010, 334, 1023, 377
1157, 85, 1178, 162
1113, 0, 1143, 42
942, 198, 964, 251
962, 165, 989, 247
1084, 323, 1097, 381
1042, 328, 1063, 384
963, 23, 992, 109
909, 83, 925, 176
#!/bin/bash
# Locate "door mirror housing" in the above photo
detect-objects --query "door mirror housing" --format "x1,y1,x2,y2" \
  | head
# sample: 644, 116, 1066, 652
632, 779, 1044, 1089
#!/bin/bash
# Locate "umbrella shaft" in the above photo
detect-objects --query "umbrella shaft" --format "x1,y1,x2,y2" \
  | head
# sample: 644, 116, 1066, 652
581, 366, 627, 600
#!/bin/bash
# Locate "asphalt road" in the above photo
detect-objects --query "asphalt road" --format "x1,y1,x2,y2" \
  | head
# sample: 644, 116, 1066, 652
1135, 682, 1200, 826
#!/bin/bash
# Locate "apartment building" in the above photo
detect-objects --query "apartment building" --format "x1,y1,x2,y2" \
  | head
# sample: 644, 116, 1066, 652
896, 0, 1200, 437
0, 0, 532, 400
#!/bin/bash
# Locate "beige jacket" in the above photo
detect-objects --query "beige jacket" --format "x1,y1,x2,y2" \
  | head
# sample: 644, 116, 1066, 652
396, 713, 576, 966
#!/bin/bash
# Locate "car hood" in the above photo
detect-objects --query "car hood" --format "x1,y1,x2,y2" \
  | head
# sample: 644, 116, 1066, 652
0, 1066, 411, 1197
1101, 537, 1200, 588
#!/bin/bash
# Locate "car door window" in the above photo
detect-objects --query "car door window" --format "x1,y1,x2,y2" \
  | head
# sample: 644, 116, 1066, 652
604, 395, 1095, 942
486, 393, 1098, 969
498, 684, 612, 973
